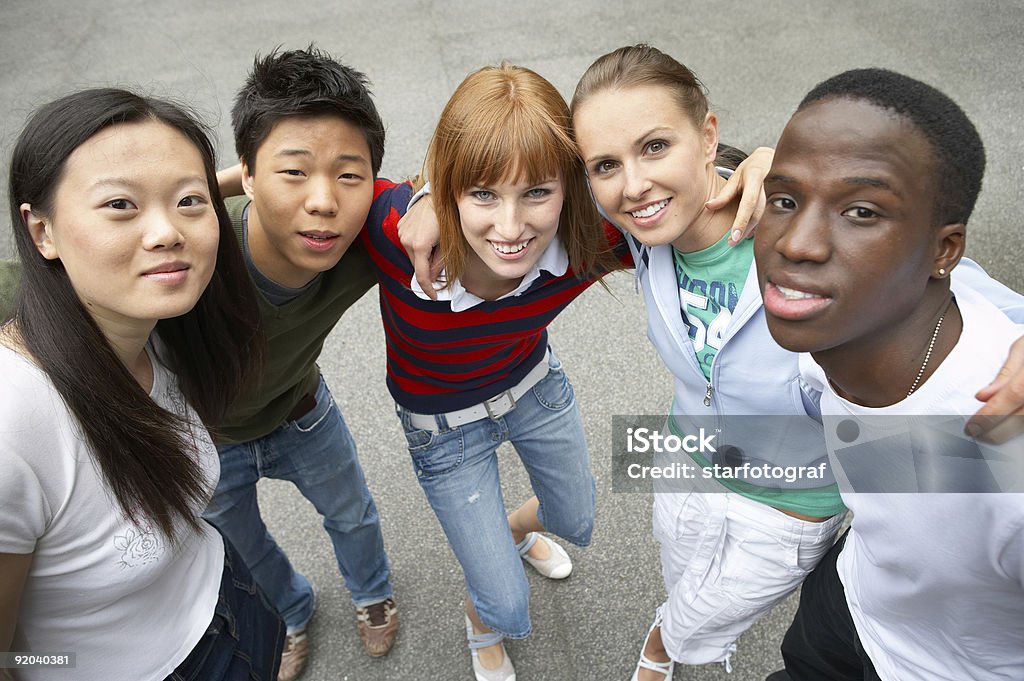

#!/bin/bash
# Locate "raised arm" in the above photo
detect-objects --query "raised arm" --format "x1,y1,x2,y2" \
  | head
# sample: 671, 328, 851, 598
216, 163, 245, 198
705, 146, 774, 246
397, 192, 442, 300
953, 258, 1024, 442
967, 335, 1024, 443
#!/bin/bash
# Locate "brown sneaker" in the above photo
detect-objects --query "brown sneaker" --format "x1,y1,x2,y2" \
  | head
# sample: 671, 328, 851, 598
277, 628, 309, 681
355, 598, 399, 657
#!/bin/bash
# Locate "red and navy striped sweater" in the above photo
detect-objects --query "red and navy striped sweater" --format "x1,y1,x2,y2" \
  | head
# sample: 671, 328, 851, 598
361, 179, 630, 414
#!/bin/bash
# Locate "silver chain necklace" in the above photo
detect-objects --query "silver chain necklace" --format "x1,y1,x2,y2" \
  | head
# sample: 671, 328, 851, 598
906, 299, 953, 397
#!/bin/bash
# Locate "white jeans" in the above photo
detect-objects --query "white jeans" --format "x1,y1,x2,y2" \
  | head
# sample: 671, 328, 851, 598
652, 489, 847, 667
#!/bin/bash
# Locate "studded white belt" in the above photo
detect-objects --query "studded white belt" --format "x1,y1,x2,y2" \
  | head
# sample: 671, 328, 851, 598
405, 348, 551, 432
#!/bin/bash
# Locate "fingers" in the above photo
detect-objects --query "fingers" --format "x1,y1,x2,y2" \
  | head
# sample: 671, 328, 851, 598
728, 170, 767, 246
965, 336, 1024, 443
706, 146, 773, 246
412, 247, 440, 301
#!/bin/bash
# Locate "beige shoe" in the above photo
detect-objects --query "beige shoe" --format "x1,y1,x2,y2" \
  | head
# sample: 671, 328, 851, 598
356, 598, 400, 657
465, 615, 516, 681
516, 532, 573, 579
277, 628, 309, 681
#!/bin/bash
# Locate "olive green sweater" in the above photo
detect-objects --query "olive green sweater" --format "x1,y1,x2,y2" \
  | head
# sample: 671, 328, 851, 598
0, 259, 18, 321
219, 196, 377, 443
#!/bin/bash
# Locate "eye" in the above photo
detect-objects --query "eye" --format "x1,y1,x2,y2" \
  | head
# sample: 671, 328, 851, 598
644, 139, 668, 155
591, 160, 618, 176
178, 194, 208, 209
281, 169, 305, 177
841, 206, 879, 220
768, 195, 796, 211
526, 187, 552, 199
105, 198, 137, 210
339, 172, 364, 181
471, 189, 494, 201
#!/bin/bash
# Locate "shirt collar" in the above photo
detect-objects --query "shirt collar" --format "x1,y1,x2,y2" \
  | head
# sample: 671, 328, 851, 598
410, 238, 569, 311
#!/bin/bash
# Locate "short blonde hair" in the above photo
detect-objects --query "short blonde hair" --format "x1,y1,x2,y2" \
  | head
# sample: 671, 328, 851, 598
425, 63, 613, 285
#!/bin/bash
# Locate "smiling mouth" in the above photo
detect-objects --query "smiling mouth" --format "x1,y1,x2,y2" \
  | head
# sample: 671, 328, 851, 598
490, 239, 532, 256
629, 199, 669, 219
776, 284, 822, 300
763, 281, 831, 321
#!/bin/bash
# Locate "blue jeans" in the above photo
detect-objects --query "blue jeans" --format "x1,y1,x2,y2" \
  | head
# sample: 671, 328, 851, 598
204, 375, 393, 631
396, 348, 595, 638
166, 535, 285, 681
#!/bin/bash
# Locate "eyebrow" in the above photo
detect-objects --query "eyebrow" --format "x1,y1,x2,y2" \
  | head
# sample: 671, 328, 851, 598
91, 175, 207, 191
766, 173, 902, 197
582, 126, 673, 165
274, 149, 369, 164
843, 176, 900, 195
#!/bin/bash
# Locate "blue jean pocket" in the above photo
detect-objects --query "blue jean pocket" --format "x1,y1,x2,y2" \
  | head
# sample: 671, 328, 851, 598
530, 363, 574, 411
405, 426, 465, 479
292, 384, 334, 434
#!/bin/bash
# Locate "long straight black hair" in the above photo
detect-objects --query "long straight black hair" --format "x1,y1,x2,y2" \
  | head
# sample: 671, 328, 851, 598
7, 88, 264, 541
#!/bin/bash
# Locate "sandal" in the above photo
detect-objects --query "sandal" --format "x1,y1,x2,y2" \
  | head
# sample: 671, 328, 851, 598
629, 611, 674, 681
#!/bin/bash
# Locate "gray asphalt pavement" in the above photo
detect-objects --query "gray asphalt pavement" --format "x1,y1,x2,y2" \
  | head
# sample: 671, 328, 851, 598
2, 2, 1022, 680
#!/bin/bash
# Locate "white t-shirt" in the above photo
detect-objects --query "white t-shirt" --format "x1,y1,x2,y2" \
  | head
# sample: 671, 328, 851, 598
802, 284, 1024, 681
0, 342, 224, 681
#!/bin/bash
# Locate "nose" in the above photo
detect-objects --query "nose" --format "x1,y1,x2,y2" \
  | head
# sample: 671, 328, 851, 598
773, 204, 830, 264
141, 209, 185, 250
623, 163, 652, 202
304, 176, 339, 216
493, 202, 525, 241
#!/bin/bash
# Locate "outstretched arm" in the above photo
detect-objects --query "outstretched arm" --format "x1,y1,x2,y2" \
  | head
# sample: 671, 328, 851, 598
705, 146, 774, 246
217, 164, 245, 198
952, 259, 1024, 442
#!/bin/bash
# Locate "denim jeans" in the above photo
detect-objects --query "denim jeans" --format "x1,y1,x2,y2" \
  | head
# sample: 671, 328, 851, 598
166, 535, 285, 681
396, 348, 595, 638
204, 374, 393, 631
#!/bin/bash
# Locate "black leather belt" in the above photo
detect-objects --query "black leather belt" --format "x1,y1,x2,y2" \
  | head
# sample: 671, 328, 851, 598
287, 393, 317, 422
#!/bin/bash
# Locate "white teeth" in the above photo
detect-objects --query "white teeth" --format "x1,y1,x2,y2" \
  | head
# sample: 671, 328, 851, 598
303, 234, 331, 241
777, 284, 819, 300
629, 200, 668, 219
492, 240, 528, 254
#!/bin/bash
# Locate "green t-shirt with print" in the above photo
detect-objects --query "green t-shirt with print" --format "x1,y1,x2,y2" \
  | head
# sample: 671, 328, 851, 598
673, 232, 754, 380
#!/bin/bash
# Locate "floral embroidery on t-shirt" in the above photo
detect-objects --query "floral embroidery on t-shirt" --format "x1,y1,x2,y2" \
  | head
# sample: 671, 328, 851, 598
114, 526, 162, 569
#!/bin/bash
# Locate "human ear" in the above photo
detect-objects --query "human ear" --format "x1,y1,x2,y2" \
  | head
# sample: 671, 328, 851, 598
241, 160, 256, 200
932, 222, 965, 278
702, 112, 720, 162
21, 203, 59, 260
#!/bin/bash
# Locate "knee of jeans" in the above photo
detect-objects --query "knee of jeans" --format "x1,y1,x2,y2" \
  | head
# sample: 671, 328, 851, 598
475, 581, 531, 639
317, 489, 376, 533
537, 486, 595, 547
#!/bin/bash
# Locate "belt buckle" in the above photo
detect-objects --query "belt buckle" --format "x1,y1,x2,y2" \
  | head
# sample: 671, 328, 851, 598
484, 390, 516, 419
